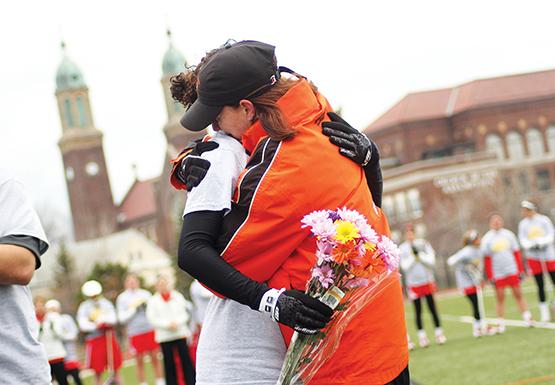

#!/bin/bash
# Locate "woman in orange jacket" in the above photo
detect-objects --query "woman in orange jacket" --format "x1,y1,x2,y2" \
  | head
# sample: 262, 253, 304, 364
174, 40, 408, 385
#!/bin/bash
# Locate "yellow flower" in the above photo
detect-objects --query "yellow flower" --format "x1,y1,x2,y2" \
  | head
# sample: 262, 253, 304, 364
334, 220, 360, 244
365, 242, 376, 252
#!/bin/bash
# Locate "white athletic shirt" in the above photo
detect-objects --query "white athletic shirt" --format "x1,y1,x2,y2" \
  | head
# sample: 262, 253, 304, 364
481, 228, 520, 279
77, 297, 117, 340
181, 132, 286, 385
399, 239, 436, 287
116, 288, 153, 337
518, 214, 555, 262
0, 169, 51, 385
447, 245, 482, 291
183, 131, 248, 216
189, 279, 214, 328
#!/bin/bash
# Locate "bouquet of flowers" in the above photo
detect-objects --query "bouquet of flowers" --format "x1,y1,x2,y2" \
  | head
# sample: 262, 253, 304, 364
276, 207, 401, 385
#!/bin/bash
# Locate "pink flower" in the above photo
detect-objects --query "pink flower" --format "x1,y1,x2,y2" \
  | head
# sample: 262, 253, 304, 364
301, 210, 331, 229
345, 277, 369, 289
376, 236, 401, 271
301, 210, 336, 240
337, 207, 366, 226
316, 249, 333, 265
311, 265, 335, 289
317, 239, 334, 255
310, 219, 336, 240
358, 222, 379, 244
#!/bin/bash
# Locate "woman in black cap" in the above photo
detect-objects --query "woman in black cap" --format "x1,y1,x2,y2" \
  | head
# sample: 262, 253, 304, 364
172, 40, 409, 385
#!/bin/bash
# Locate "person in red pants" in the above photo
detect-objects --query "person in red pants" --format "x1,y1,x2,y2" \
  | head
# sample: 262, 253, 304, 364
77, 280, 122, 385
518, 200, 555, 322
481, 214, 532, 333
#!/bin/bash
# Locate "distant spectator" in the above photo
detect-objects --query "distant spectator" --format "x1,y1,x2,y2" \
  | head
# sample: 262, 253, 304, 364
518, 200, 555, 322
39, 299, 69, 385
77, 280, 122, 385
117, 273, 164, 385
482, 213, 532, 333
447, 230, 486, 337
147, 275, 195, 385
400, 225, 446, 347
188, 279, 214, 365
58, 308, 83, 385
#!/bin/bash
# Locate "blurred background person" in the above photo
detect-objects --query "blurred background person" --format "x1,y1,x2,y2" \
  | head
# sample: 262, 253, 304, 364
147, 274, 195, 385
400, 225, 446, 347
188, 279, 214, 367
35, 295, 47, 324
57, 304, 83, 385
447, 230, 486, 337
482, 214, 532, 333
117, 273, 164, 385
77, 280, 122, 385
518, 200, 555, 322
39, 299, 69, 385
0, 168, 51, 384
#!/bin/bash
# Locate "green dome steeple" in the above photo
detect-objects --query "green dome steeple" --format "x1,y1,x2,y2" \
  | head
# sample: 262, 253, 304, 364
55, 42, 86, 91
162, 29, 186, 76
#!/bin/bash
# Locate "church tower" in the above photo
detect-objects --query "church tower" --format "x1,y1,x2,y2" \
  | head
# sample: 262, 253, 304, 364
55, 42, 117, 241
160, 29, 206, 152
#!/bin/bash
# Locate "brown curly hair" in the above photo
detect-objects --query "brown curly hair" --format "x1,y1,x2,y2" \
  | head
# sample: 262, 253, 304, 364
169, 47, 318, 141
170, 48, 219, 109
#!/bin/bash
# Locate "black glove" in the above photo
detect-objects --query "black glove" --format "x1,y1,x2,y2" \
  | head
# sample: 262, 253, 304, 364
322, 112, 372, 166
263, 289, 333, 335
176, 141, 219, 191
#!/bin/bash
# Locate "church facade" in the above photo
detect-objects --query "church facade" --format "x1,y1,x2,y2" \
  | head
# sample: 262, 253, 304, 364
54, 31, 204, 255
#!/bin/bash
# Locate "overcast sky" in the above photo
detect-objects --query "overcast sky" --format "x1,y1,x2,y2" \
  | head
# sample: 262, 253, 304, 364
2, 0, 554, 224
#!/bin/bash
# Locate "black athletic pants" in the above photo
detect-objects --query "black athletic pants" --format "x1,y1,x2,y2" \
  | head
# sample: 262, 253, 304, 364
413, 294, 441, 330
160, 339, 196, 385
50, 360, 68, 385
386, 365, 410, 385
533, 271, 555, 302
466, 293, 481, 320
66, 368, 82, 385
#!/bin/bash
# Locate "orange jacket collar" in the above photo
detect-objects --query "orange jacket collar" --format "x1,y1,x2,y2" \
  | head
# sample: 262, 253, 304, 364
241, 79, 326, 153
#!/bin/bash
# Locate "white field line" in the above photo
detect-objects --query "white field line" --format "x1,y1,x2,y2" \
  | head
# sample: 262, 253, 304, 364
442, 314, 555, 330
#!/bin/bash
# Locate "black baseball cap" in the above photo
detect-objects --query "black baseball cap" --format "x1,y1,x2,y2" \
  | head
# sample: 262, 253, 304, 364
180, 40, 280, 132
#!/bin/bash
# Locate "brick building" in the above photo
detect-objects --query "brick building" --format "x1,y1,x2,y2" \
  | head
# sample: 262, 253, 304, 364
363, 69, 555, 286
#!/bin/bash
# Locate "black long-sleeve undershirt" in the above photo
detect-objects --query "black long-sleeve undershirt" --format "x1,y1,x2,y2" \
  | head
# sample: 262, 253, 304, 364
365, 141, 383, 208
178, 210, 269, 310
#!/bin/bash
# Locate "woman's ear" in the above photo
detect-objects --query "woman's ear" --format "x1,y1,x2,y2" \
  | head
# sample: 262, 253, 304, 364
239, 99, 256, 121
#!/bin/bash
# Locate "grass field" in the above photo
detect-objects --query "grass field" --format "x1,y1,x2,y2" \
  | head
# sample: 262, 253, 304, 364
407, 278, 555, 385
82, 278, 555, 385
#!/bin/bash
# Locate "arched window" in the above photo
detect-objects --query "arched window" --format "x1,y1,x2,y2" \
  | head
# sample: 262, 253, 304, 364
485, 133, 504, 159
395, 192, 408, 221
506, 131, 525, 160
76, 96, 87, 127
407, 189, 422, 218
64, 99, 74, 127
548, 125, 555, 153
526, 128, 544, 158
382, 196, 395, 222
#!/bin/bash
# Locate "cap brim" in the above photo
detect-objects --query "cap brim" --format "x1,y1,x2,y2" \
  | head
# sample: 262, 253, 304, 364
180, 100, 222, 132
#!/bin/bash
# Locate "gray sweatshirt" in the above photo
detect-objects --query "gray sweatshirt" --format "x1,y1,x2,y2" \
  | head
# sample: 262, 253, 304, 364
518, 214, 555, 262
447, 245, 482, 291
399, 239, 436, 287
481, 228, 520, 280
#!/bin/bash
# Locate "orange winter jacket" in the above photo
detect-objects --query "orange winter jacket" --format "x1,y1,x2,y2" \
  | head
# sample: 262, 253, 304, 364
216, 79, 408, 385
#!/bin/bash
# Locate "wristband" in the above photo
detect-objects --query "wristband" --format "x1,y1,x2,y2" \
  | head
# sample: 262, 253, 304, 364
258, 288, 285, 320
